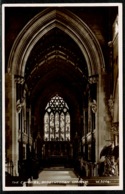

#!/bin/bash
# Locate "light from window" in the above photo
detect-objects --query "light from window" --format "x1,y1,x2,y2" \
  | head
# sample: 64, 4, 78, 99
44, 94, 70, 141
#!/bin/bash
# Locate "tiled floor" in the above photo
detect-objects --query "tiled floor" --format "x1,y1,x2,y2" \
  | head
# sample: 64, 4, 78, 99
31, 167, 78, 187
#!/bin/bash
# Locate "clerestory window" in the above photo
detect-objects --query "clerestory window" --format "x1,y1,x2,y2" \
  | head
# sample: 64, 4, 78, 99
44, 94, 70, 141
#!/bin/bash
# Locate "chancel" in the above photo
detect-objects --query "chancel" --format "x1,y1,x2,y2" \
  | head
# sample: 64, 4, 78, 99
4, 5, 120, 188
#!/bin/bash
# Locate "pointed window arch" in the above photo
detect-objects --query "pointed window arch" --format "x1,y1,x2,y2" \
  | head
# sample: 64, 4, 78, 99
44, 94, 70, 141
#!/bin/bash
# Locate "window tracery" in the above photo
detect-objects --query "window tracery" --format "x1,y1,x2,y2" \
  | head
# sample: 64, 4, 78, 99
44, 94, 70, 141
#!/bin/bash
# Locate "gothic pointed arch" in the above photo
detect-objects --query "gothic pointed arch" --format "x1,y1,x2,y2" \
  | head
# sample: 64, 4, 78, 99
7, 8, 105, 77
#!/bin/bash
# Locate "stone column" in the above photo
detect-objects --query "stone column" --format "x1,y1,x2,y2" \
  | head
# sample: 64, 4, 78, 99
90, 99, 97, 163
5, 73, 19, 176
29, 107, 31, 137
90, 74, 112, 164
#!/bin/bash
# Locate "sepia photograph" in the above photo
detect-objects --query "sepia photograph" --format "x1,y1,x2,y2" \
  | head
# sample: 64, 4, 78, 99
2, 3, 123, 191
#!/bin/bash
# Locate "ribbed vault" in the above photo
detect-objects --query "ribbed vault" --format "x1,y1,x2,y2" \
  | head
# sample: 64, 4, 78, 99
7, 7, 105, 139
8, 8, 105, 77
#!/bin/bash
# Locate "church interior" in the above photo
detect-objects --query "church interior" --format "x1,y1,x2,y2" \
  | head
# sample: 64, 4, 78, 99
4, 5, 120, 187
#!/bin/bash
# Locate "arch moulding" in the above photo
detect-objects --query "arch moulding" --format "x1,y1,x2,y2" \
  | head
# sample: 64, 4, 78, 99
7, 8, 105, 77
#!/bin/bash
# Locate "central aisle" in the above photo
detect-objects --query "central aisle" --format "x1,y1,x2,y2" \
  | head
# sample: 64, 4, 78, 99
32, 167, 79, 187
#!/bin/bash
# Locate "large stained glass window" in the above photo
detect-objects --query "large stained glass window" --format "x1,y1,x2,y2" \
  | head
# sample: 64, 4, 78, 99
44, 94, 70, 141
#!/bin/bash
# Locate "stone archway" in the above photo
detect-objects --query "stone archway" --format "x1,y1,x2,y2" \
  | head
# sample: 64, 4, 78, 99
6, 7, 111, 176
8, 8, 105, 77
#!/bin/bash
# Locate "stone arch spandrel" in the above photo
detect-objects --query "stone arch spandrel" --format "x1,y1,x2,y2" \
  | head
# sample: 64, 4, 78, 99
7, 8, 105, 77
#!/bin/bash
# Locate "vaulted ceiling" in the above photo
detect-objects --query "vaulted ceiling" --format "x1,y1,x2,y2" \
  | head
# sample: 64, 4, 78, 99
25, 27, 87, 111
5, 6, 118, 128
